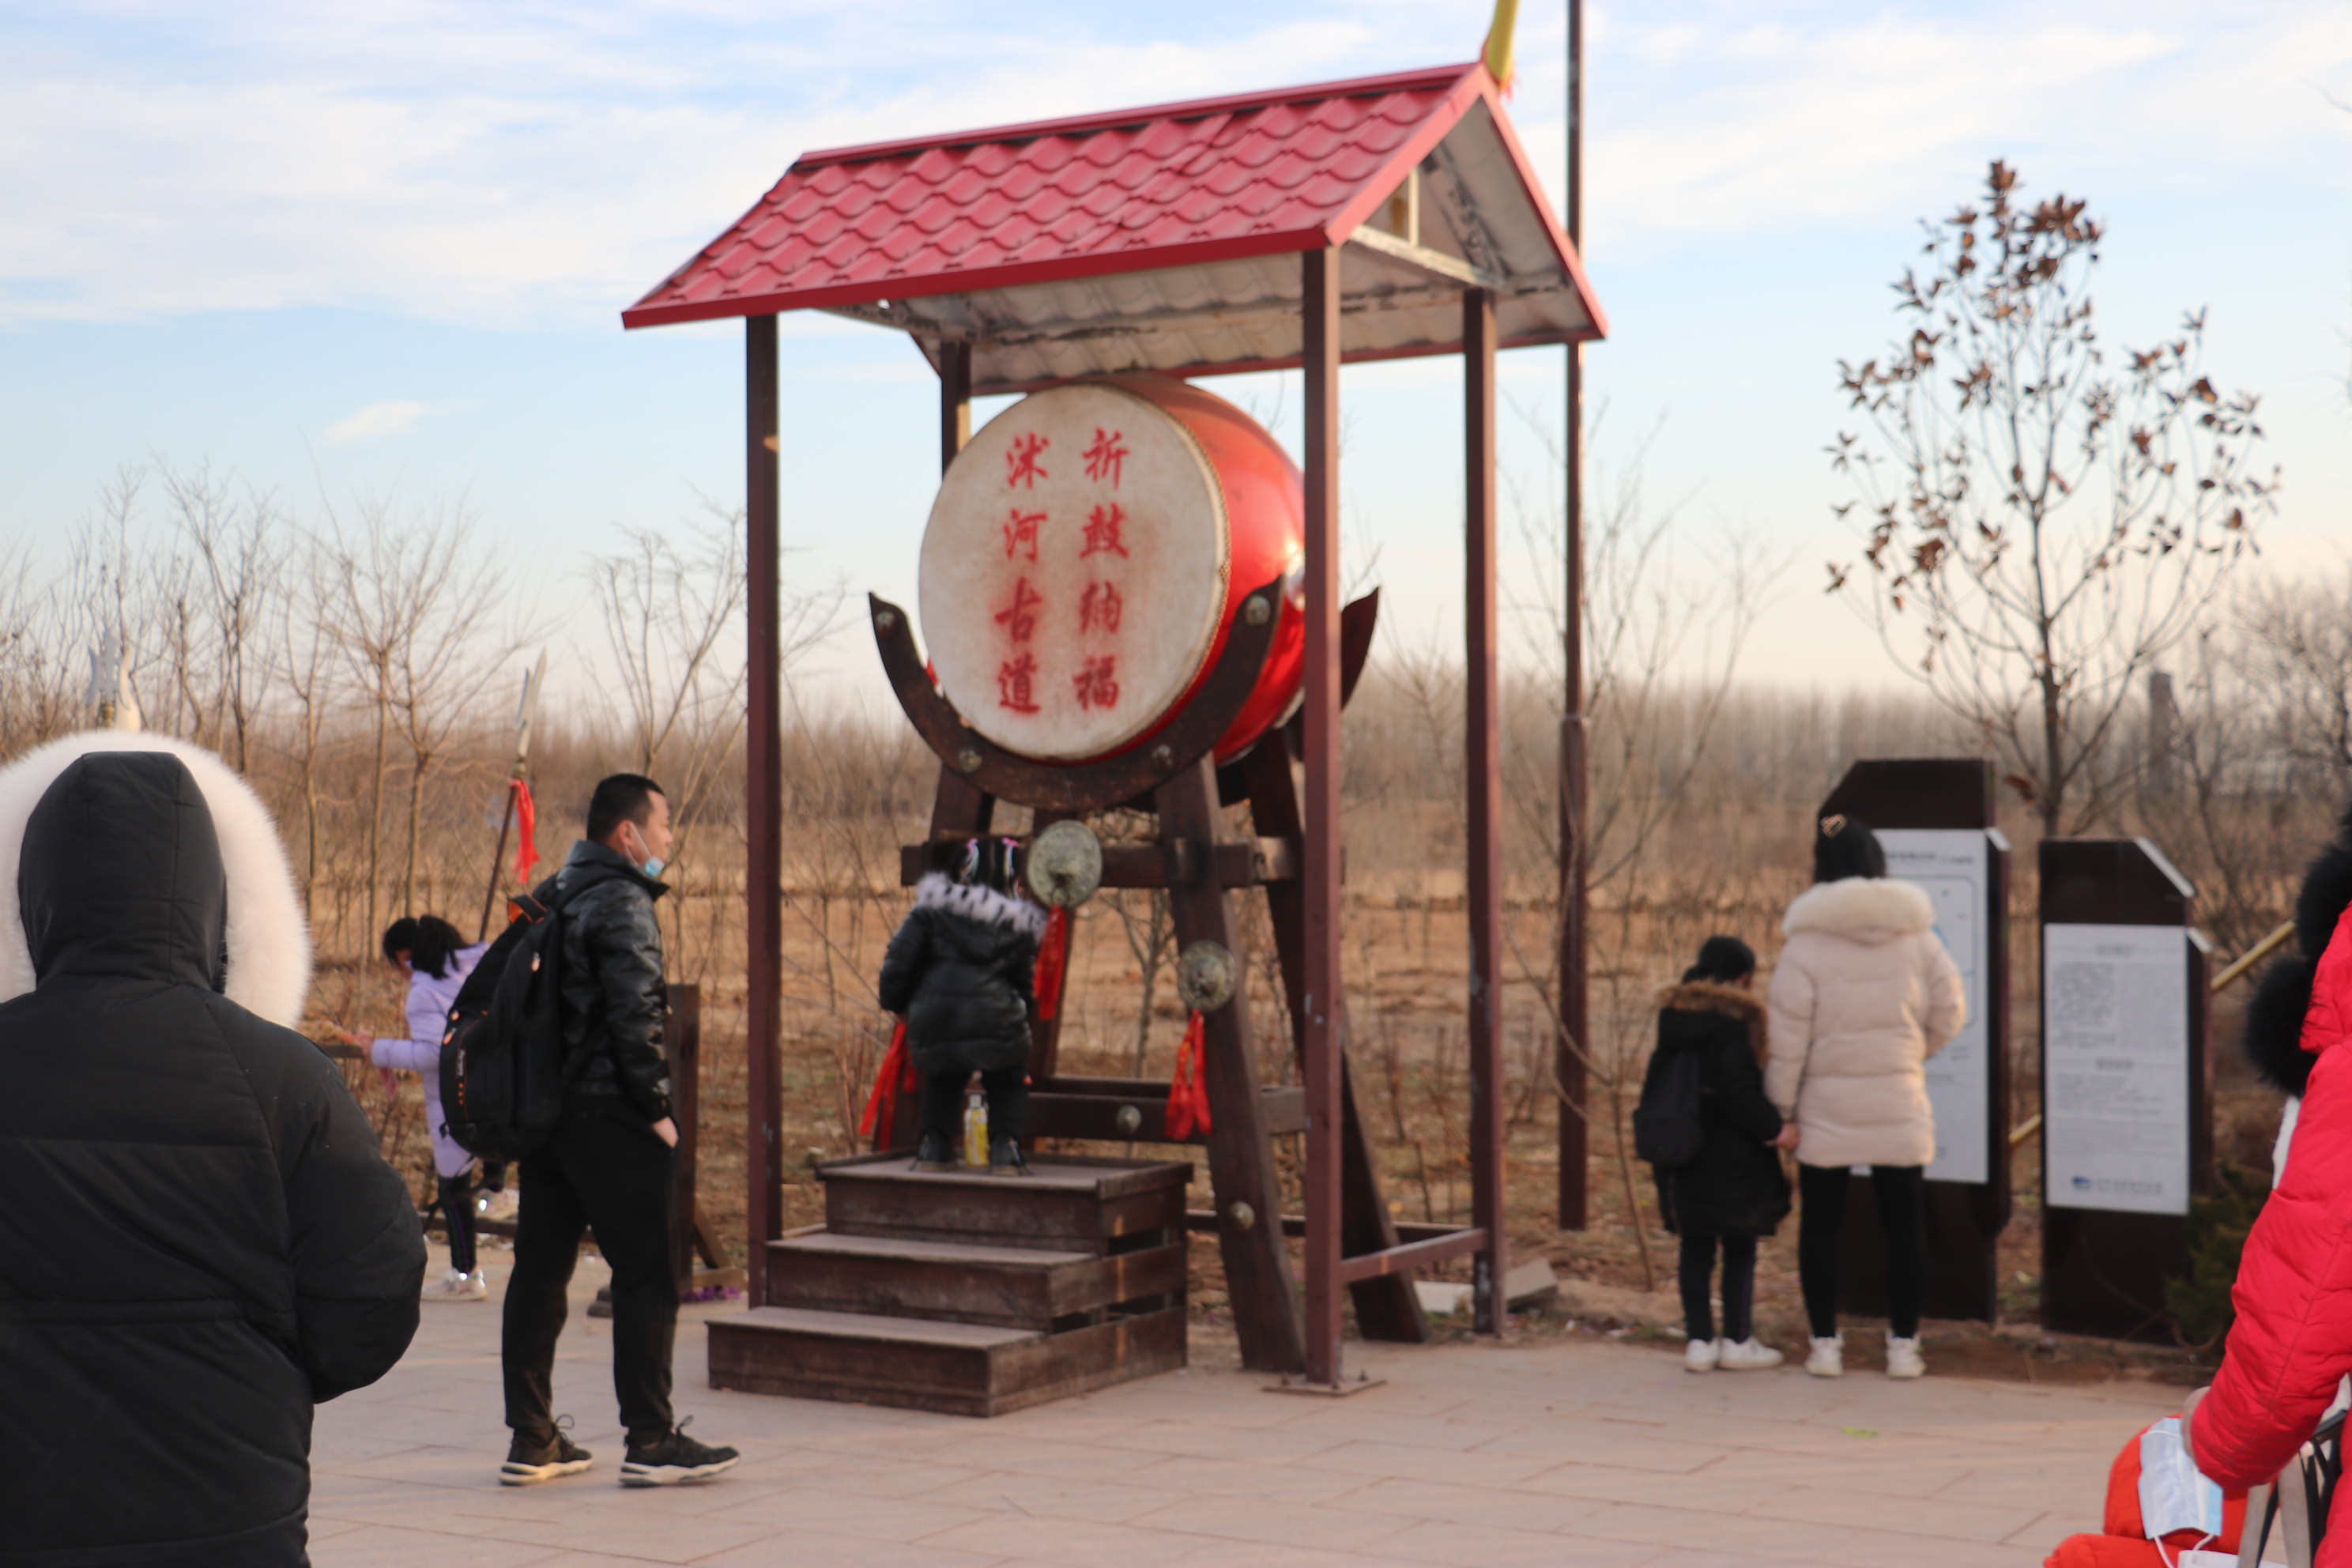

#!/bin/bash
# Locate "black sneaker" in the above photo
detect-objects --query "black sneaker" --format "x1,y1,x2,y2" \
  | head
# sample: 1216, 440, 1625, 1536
620, 1419, 740, 1487
911, 1131, 954, 1173
499, 1421, 594, 1486
988, 1138, 1029, 1178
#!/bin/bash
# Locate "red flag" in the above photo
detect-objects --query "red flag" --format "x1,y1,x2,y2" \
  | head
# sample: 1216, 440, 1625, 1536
859, 1020, 914, 1144
1166, 1012, 1212, 1140
511, 779, 539, 885
1033, 906, 1069, 1022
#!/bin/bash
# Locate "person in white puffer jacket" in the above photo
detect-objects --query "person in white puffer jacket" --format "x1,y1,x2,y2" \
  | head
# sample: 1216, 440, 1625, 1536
339, 914, 491, 1301
1766, 814, 1966, 1382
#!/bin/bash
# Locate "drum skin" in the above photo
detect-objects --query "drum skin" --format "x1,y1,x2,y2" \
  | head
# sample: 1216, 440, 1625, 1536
918, 374, 1303, 767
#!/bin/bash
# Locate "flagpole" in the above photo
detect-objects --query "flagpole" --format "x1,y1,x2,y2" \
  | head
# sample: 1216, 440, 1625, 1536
1557, 0, 1590, 1230
478, 652, 548, 941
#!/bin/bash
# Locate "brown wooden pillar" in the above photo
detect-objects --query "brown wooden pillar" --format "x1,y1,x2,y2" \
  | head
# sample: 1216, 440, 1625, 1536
1464, 289, 1507, 1335
1557, 0, 1592, 1231
744, 315, 784, 1302
940, 340, 972, 471
1300, 245, 1346, 1387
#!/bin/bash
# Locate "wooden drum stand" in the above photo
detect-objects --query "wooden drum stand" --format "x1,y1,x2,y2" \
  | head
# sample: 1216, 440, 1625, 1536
868, 576, 1434, 1371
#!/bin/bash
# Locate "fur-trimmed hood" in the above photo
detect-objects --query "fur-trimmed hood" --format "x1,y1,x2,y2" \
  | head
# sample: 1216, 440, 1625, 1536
0, 732, 310, 1027
1782, 876, 1936, 945
910, 872, 1048, 937
1657, 979, 1766, 1030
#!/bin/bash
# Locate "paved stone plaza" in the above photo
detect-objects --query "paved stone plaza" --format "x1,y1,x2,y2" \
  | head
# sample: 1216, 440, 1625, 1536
310, 1249, 2182, 1567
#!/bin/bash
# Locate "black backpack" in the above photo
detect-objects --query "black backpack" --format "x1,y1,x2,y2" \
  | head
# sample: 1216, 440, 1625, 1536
1634, 1043, 1707, 1170
439, 888, 576, 1161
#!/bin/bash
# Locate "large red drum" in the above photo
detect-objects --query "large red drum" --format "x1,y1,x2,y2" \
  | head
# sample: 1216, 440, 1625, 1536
918, 375, 1303, 766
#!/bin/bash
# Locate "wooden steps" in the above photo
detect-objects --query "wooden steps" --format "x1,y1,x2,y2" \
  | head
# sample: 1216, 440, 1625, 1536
708, 1153, 1192, 1417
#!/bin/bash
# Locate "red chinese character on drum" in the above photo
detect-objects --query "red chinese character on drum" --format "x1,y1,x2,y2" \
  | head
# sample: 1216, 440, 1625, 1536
1002, 508, 1044, 563
1072, 656, 1119, 710
997, 653, 1039, 714
1082, 428, 1129, 488
918, 379, 1302, 764
1080, 581, 1122, 634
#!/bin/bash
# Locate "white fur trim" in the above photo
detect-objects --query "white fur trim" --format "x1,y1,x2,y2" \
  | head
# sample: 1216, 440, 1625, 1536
912, 872, 1048, 937
1782, 876, 1935, 941
0, 732, 311, 1027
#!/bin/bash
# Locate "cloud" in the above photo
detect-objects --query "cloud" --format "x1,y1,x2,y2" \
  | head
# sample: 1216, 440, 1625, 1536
326, 400, 425, 443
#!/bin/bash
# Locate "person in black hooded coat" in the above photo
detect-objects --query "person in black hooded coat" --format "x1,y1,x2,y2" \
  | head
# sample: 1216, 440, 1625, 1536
0, 741, 424, 1567
1642, 935, 1792, 1373
876, 837, 1044, 1174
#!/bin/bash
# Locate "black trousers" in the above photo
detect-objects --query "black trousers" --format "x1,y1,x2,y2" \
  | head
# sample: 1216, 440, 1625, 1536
439, 1167, 477, 1276
918, 1066, 1028, 1150
1799, 1163, 1927, 1340
1677, 1234, 1757, 1344
503, 1099, 677, 1444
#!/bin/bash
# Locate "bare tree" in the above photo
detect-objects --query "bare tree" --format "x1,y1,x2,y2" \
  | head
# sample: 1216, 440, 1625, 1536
1829, 160, 2277, 832
162, 464, 288, 773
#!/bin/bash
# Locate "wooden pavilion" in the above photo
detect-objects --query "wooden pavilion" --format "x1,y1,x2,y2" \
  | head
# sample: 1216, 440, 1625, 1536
624, 58, 1604, 1389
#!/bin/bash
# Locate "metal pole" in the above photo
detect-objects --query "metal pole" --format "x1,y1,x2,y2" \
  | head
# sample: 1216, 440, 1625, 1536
1300, 246, 1346, 1387
744, 315, 785, 1306
1556, 0, 1591, 1231
1464, 288, 1507, 1334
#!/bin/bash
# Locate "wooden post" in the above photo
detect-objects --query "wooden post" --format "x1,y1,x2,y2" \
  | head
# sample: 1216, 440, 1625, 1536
1557, 0, 1591, 1232
1300, 245, 1346, 1388
744, 315, 784, 1304
1464, 288, 1507, 1336
940, 340, 972, 473
667, 983, 701, 1295
1156, 758, 1305, 1372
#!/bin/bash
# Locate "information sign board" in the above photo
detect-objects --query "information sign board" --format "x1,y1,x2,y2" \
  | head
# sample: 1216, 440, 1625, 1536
1878, 829, 1991, 1185
2042, 922, 2192, 1217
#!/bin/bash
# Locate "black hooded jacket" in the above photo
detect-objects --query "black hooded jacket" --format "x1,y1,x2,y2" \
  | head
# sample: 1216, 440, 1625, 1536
876, 874, 1043, 1076
2242, 798, 2352, 1099
552, 839, 673, 1122
1644, 982, 1790, 1238
0, 752, 424, 1567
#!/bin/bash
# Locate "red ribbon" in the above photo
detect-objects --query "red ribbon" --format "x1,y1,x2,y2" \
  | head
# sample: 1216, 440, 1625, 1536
1034, 906, 1069, 1022
1167, 1011, 1212, 1140
511, 778, 539, 884
858, 1020, 916, 1143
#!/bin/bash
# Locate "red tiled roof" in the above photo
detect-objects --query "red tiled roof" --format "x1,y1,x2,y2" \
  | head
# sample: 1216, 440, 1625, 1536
623, 63, 1552, 329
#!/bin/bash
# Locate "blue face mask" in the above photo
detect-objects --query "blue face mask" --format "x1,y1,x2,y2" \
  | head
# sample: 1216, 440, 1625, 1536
641, 856, 665, 878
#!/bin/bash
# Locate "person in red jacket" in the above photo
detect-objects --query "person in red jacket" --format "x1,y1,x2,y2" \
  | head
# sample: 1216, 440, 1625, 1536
2184, 888, 2352, 1555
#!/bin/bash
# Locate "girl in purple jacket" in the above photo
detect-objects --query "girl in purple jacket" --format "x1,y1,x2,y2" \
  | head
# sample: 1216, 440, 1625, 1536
340, 915, 491, 1300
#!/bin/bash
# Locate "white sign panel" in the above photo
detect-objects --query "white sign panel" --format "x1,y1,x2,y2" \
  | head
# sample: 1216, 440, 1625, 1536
1878, 830, 1992, 1184
2043, 923, 2191, 1216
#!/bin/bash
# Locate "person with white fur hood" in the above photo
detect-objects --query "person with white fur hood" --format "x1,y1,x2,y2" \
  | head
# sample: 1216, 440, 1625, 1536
1766, 813, 1966, 1381
0, 735, 424, 1566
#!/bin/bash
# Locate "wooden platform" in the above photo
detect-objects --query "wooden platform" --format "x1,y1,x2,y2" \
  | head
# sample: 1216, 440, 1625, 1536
709, 1153, 1192, 1417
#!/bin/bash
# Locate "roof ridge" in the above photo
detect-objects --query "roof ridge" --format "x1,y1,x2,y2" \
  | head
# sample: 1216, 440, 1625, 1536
797, 62, 1478, 170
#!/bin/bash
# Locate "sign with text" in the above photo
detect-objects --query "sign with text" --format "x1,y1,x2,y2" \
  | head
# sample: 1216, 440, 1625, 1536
2042, 922, 2192, 1217
1878, 829, 1992, 1185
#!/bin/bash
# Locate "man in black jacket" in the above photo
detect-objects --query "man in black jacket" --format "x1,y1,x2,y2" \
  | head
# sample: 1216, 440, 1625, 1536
499, 774, 739, 1487
0, 743, 424, 1567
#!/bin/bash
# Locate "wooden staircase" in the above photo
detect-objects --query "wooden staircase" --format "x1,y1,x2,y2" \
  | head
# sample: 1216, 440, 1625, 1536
707, 1153, 1192, 1417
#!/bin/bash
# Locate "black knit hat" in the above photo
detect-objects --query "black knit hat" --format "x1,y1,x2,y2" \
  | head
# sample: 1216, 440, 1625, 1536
1683, 935, 1756, 985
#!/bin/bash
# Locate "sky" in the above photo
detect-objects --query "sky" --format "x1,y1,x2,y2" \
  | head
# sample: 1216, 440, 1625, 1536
6, 0, 2352, 714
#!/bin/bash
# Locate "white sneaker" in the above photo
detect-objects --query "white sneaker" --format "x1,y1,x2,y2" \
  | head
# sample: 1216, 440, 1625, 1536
1885, 1335, 1926, 1379
1683, 1338, 1719, 1372
423, 1268, 488, 1302
1717, 1337, 1785, 1371
1805, 1333, 1844, 1378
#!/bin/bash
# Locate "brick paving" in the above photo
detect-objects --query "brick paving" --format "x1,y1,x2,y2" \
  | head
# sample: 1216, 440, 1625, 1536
310, 1247, 2181, 1566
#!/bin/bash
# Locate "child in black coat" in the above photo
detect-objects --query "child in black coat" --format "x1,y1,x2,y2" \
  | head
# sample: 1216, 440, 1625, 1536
876, 837, 1046, 1175
1642, 934, 1792, 1372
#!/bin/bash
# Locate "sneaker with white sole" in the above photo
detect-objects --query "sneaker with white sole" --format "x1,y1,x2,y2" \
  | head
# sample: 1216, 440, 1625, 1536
500, 1423, 594, 1486
1717, 1337, 1785, 1371
1683, 1337, 1719, 1372
1885, 1335, 1927, 1379
421, 1268, 487, 1302
1805, 1333, 1845, 1378
620, 1419, 740, 1487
